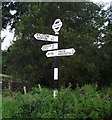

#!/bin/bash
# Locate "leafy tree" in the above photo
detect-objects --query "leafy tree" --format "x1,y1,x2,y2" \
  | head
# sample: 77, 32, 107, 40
2, 2, 30, 30
2, 2, 111, 87
96, 6, 112, 86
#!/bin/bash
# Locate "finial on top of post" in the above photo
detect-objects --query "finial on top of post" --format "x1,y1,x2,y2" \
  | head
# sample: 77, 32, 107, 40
52, 19, 62, 35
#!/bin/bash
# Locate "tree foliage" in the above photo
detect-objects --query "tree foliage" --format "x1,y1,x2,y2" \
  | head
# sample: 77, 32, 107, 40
2, 2, 112, 87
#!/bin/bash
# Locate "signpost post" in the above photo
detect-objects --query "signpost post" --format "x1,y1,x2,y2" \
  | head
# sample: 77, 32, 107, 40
52, 19, 63, 98
34, 18, 75, 98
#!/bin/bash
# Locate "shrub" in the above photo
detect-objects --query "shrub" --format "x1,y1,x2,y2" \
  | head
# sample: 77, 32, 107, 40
2, 97, 18, 118
2, 85, 111, 119
2, 89, 11, 97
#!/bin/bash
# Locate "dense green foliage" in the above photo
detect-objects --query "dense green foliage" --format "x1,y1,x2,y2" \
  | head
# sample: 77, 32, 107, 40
2, 85, 111, 119
2, 2, 112, 120
0, 96, 1, 120
2, 2, 112, 87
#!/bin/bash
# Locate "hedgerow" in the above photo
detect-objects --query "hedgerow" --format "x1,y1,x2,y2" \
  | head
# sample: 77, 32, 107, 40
2, 85, 111, 119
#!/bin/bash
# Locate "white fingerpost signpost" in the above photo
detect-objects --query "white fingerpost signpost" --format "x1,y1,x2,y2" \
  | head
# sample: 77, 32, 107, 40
34, 18, 75, 98
52, 19, 63, 98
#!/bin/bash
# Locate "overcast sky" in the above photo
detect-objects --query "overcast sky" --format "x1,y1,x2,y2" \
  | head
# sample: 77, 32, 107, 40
1, 0, 112, 50
92, 0, 111, 3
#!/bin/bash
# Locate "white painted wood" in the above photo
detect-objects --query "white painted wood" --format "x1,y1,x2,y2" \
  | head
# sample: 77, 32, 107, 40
38, 84, 41, 91
53, 89, 58, 98
34, 33, 58, 42
41, 43, 58, 51
54, 68, 58, 80
23, 86, 27, 94
46, 48, 75, 57
52, 19, 62, 34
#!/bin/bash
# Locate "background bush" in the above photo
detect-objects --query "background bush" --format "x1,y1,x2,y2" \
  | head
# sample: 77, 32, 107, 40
2, 85, 111, 119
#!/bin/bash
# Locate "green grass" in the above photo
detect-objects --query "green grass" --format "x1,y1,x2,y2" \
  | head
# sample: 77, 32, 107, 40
2, 85, 112, 119
2, 97, 19, 118
0, 96, 2, 120
0, 74, 12, 78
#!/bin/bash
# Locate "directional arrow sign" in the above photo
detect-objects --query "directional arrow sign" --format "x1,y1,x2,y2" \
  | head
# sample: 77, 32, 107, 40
34, 33, 58, 42
46, 48, 75, 57
41, 43, 58, 51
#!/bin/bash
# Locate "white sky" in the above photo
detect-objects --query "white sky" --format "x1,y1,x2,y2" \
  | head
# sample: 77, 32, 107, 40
91, 0, 111, 3
1, 0, 112, 50
1, 26, 15, 50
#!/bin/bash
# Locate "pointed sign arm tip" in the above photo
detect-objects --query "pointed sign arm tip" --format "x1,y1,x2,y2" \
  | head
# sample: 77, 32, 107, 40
72, 48, 75, 54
